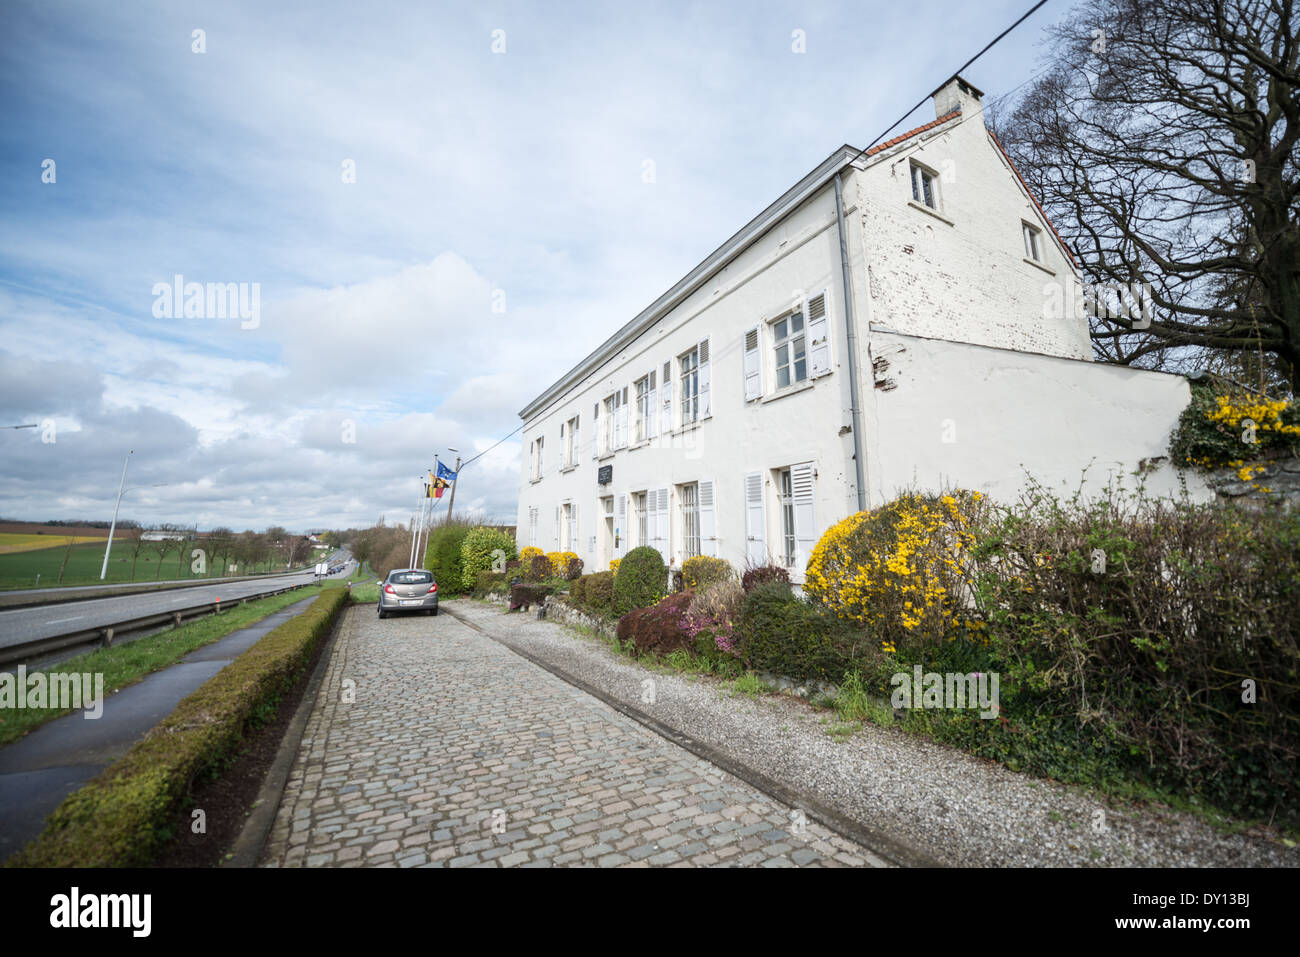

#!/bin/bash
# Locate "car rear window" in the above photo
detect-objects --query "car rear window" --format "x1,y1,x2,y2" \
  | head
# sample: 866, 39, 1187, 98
391, 571, 433, 584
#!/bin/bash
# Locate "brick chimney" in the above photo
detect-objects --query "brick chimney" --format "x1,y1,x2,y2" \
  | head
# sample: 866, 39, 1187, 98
932, 75, 984, 125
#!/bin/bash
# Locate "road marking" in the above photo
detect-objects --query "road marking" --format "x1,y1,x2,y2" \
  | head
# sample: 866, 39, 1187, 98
47, 615, 84, 624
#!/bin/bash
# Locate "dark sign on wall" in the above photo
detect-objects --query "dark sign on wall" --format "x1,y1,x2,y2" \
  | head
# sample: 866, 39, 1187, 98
598, 465, 613, 485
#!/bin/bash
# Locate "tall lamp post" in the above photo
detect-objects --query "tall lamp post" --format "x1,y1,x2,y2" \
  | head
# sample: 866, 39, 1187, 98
444, 448, 462, 523
100, 450, 133, 580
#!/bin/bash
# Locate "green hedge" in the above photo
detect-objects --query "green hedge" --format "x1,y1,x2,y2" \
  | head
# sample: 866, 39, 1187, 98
6, 586, 349, 867
736, 582, 871, 683
424, 523, 472, 595
460, 527, 517, 591
613, 546, 665, 614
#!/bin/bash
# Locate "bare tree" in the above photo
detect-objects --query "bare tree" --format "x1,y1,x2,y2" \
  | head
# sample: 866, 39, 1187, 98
993, 0, 1299, 387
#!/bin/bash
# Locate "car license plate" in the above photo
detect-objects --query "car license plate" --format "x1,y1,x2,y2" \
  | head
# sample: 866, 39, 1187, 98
400, 599, 421, 606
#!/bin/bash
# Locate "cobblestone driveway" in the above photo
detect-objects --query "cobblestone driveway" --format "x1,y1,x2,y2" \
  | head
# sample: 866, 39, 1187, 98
261, 605, 888, 867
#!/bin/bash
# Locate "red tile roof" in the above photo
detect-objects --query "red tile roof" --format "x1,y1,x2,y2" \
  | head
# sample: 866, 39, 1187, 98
987, 129, 1078, 268
865, 108, 962, 156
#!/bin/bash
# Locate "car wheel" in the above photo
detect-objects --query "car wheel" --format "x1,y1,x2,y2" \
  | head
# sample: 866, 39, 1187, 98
431, 607, 438, 616
378, 608, 388, 619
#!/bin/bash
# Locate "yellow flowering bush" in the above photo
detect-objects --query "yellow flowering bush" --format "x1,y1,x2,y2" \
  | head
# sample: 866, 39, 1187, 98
520, 546, 544, 562
805, 491, 987, 650
545, 551, 582, 579
1169, 382, 1300, 470
608, 558, 620, 573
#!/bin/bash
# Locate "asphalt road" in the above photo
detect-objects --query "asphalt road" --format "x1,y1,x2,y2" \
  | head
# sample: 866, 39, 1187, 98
0, 557, 353, 653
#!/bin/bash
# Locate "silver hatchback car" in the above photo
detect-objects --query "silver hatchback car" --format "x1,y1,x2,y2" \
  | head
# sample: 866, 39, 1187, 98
377, 568, 439, 618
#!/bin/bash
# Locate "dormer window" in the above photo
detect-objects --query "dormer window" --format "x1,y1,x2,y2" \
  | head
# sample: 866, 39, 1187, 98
911, 161, 938, 209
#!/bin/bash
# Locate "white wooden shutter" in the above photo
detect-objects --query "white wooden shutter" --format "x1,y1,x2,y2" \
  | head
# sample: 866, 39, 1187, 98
744, 472, 766, 566
616, 494, 627, 558
554, 505, 562, 549
791, 462, 816, 571
698, 479, 717, 557
808, 290, 831, 378
592, 403, 600, 458
743, 327, 761, 400
615, 389, 628, 449
569, 504, 578, 553
646, 371, 657, 439
651, 488, 670, 560
572, 418, 580, 464
661, 361, 673, 433
529, 507, 538, 547
698, 338, 711, 417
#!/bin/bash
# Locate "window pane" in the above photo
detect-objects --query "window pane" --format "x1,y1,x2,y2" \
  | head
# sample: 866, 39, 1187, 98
923, 173, 934, 208
777, 366, 790, 389
794, 357, 806, 382
774, 319, 787, 341
791, 313, 803, 333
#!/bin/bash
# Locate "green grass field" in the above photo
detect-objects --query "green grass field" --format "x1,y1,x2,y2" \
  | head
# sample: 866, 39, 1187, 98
0, 539, 325, 591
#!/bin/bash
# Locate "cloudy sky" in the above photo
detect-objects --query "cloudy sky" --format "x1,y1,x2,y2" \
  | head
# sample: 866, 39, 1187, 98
0, 0, 1058, 532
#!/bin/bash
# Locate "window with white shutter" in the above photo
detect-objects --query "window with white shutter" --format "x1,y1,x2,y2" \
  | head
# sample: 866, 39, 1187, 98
528, 507, 538, 547
616, 494, 627, 558
681, 483, 700, 558
698, 338, 711, 418
661, 361, 673, 433
744, 472, 766, 566
615, 387, 629, 449
698, 479, 716, 557
568, 503, 578, 553
650, 487, 670, 561
790, 462, 816, 572
592, 403, 600, 458
807, 290, 831, 378
554, 505, 561, 549
743, 327, 762, 400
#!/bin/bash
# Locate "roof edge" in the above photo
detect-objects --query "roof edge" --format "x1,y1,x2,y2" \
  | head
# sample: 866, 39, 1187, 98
517, 143, 862, 421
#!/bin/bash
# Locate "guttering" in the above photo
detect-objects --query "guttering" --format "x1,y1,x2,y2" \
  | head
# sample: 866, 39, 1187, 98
833, 172, 868, 514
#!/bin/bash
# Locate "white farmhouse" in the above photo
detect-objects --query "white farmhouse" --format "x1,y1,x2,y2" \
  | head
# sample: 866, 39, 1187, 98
516, 76, 1206, 581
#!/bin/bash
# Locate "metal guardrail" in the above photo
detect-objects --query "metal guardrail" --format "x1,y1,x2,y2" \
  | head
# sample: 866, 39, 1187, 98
0, 581, 312, 669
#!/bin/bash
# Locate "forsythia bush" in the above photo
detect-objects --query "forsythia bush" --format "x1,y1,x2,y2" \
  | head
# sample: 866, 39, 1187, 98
608, 558, 621, 573
805, 491, 987, 652
1169, 382, 1300, 469
520, 546, 544, 562
546, 551, 582, 579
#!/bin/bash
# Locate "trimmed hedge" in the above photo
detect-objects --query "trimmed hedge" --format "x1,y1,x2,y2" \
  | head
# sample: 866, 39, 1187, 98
509, 583, 551, 610
582, 571, 615, 614
473, 570, 509, 598
7, 586, 349, 867
613, 546, 666, 614
736, 582, 871, 683
616, 591, 695, 657
425, 523, 472, 595
460, 527, 517, 591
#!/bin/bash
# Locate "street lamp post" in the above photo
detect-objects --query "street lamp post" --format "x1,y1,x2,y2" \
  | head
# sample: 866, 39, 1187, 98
444, 449, 462, 524
100, 450, 133, 580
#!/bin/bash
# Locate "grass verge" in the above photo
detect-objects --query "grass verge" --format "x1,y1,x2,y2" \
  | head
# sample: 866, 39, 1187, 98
0, 585, 325, 749
4, 585, 349, 867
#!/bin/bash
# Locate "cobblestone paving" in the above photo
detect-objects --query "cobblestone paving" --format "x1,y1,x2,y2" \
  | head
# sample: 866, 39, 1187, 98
261, 605, 889, 867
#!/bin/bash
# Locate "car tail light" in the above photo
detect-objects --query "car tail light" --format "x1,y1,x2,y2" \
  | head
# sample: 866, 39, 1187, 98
384, 584, 396, 594
428, 583, 437, 593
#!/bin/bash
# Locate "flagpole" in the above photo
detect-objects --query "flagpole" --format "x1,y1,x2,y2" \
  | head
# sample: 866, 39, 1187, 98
408, 477, 423, 567
418, 459, 437, 566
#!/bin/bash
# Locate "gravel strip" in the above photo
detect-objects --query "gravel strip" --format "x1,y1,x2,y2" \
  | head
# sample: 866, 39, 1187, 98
448, 600, 1298, 868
